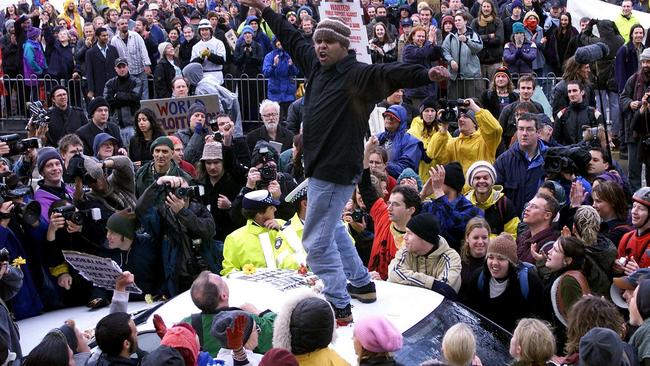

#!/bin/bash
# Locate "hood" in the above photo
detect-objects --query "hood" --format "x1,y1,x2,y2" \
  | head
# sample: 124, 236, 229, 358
272, 290, 337, 355
397, 168, 423, 190
141, 346, 184, 366
182, 62, 204, 86
63, 0, 80, 14
384, 104, 408, 136
93, 132, 117, 158
429, 235, 451, 258
595, 20, 625, 58
245, 15, 259, 25
466, 186, 504, 209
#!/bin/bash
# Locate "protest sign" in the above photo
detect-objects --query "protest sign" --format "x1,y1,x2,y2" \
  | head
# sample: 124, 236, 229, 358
63, 251, 142, 294
318, 0, 371, 64
140, 94, 221, 135
567, 0, 650, 36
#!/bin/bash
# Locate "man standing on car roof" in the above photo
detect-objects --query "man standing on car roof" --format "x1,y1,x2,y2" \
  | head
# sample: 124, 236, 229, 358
240, 0, 451, 324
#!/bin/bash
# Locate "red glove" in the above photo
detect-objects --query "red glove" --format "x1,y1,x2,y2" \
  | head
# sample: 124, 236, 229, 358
226, 314, 247, 350
153, 314, 168, 339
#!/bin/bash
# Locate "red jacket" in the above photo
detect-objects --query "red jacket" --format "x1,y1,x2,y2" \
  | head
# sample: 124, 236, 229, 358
367, 199, 404, 280
618, 230, 650, 269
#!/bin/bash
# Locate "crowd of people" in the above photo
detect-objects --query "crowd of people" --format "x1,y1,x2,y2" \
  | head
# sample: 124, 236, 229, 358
0, 0, 649, 364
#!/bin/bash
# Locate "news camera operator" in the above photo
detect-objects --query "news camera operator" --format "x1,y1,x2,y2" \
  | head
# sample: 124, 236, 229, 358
7, 137, 39, 180
230, 140, 297, 228
136, 175, 217, 297
0, 175, 44, 320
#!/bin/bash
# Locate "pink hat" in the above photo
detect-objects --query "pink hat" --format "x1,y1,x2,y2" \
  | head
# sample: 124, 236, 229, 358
353, 315, 403, 353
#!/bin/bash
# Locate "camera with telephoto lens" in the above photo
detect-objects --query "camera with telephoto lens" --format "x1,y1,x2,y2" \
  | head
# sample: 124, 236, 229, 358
0, 248, 9, 263
52, 204, 101, 226
257, 147, 277, 188
351, 209, 364, 223
0, 134, 41, 156
28, 101, 50, 128
0, 176, 41, 226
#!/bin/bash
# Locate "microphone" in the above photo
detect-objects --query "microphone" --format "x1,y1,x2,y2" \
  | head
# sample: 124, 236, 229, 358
574, 42, 610, 65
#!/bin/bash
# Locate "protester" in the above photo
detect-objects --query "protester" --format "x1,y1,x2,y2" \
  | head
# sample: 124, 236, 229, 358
509, 318, 556, 366
458, 217, 490, 303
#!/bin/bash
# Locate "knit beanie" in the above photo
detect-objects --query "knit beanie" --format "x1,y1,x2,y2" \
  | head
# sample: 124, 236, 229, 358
441, 15, 454, 27
289, 297, 334, 355
524, 10, 539, 21
150, 136, 175, 153
49, 85, 68, 102
259, 348, 299, 366
406, 213, 440, 247
4, 19, 14, 31
106, 210, 137, 240
443, 162, 465, 193
161, 325, 200, 366
398, 168, 423, 191
26, 26, 41, 39
187, 102, 207, 122
241, 25, 254, 35
512, 22, 525, 34
494, 65, 511, 80
510, 0, 523, 10
353, 315, 403, 353
297, 5, 313, 17
466, 160, 496, 186
487, 233, 518, 265
313, 17, 351, 49
640, 48, 650, 62
210, 310, 254, 347
637, 279, 650, 320
37, 147, 63, 173
459, 109, 478, 128
419, 96, 439, 113
158, 42, 172, 59
578, 328, 624, 366
57, 324, 79, 353
87, 96, 110, 117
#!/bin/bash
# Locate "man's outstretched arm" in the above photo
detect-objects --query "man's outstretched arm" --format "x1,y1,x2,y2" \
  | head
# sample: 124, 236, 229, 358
241, 0, 317, 76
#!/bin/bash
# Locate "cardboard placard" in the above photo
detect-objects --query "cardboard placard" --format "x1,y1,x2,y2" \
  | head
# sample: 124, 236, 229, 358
140, 94, 221, 135
318, 0, 372, 64
63, 250, 142, 294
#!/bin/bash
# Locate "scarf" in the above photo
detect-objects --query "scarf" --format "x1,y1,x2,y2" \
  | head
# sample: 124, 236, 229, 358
524, 18, 538, 32
633, 69, 650, 101
478, 13, 494, 27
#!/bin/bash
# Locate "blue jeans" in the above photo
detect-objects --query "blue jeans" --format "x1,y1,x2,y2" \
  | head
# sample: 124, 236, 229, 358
595, 90, 621, 137
302, 177, 371, 308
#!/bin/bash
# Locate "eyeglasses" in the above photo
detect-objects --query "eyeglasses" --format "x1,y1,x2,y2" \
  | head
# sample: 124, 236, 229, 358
262, 113, 279, 118
524, 202, 550, 213
517, 127, 537, 133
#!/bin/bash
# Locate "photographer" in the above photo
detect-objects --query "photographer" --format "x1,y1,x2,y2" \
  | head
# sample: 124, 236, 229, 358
230, 141, 297, 227
210, 113, 251, 169
0, 251, 23, 359
33, 147, 75, 224
342, 187, 375, 267
554, 80, 604, 146
136, 176, 216, 296
135, 136, 193, 198
173, 103, 210, 165
630, 89, 650, 189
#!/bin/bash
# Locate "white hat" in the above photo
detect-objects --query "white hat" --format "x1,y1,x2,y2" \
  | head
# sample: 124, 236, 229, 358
198, 19, 212, 29
285, 178, 309, 203
466, 160, 497, 185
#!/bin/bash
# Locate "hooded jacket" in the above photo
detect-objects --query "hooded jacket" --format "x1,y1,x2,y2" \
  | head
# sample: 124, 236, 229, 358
466, 186, 520, 238
523, 24, 545, 70
272, 291, 348, 366
263, 44, 299, 103
617, 229, 650, 269
442, 27, 483, 80
93, 133, 117, 159
61, 0, 83, 36
376, 105, 422, 178
388, 236, 462, 295
23, 36, 47, 86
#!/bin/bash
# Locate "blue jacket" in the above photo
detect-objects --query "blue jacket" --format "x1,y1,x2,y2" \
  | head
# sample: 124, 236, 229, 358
503, 40, 536, 75
402, 41, 442, 99
421, 195, 483, 251
615, 42, 641, 93
263, 47, 299, 103
494, 140, 547, 214
376, 105, 422, 178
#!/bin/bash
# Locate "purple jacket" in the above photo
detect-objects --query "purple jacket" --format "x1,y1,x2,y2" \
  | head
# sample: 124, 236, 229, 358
34, 184, 75, 223
23, 39, 47, 86
503, 40, 536, 75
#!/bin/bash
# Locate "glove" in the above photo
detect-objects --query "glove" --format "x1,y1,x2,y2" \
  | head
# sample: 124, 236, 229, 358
588, 18, 599, 27
226, 314, 247, 350
153, 314, 168, 339
200, 48, 211, 58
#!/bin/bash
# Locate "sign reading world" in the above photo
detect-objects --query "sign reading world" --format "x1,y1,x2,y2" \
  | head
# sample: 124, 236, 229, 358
141, 94, 221, 135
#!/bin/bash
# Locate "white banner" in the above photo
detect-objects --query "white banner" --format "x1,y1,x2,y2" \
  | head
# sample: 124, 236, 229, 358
317, 0, 371, 64
63, 250, 143, 294
567, 0, 650, 37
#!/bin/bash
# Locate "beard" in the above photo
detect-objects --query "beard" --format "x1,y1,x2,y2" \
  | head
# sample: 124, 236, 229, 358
265, 122, 278, 131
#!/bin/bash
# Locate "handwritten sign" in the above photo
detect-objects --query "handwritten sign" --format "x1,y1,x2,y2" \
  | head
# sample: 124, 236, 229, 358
63, 251, 142, 294
318, 1, 371, 64
140, 94, 221, 135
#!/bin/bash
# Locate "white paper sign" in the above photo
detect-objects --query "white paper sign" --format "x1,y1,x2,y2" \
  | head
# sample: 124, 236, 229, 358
63, 251, 142, 294
318, 1, 372, 64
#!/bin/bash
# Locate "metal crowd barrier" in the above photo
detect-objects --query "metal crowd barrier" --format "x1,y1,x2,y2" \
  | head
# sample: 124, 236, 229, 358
0, 73, 561, 126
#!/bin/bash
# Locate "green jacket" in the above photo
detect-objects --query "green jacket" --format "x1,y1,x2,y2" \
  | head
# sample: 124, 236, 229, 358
182, 307, 276, 356
134, 160, 193, 198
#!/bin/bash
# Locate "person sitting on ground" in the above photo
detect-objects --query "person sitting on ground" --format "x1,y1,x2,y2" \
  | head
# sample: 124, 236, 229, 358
458, 217, 490, 303
465, 160, 519, 238
273, 291, 348, 364
353, 315, 402, 366
211, 311, 263, 366
509, 318, 556, 366
388, 213, 462, 299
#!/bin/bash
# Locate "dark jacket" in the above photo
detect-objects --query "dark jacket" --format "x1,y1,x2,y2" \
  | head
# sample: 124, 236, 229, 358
104, 73, 143, 129
545, 26, 578, 74
76, 121, 123, 156
128, 132, 166, 165
46, 105, 89, 147
154, 58, 177, 99
233, 40, 264, 77
43, 26, 74, 80
517, 226, 560, 264
88, 354, 141, 366
85, 43, 119, 97
1, 41, 21, 77
261, 6, 435, 185
471, 16, 505, 65
503, 40, 536, 74
479, 90, 518, 121
579, 20, 625, 92
285, 97, 303, 134
402, 41, 443, 99
551, 79, 597, 117
498, 99, 544, 148
494, 140, 547, 214
615, 42, 643, 93
0, 266, 23, 358
178, 37, 199, 69
245, 124, 295, 154
554, 102, 604, 146
620, 71, 650, 143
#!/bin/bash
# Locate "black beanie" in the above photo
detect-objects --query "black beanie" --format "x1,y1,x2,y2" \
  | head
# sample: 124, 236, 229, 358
289, 297, 333, 355
406, 213, 440, 247
444, 162, 465, 193
57, 324, 79, 353
419, 97, 439, 113
87, 97, 110, 117
49, 85, 68, 102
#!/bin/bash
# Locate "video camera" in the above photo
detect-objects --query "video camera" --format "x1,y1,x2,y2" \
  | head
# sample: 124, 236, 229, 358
63, 154, 99, 185
0, 135, 41, 156
28, 101, 50, 128
52, 204, 101, 226
543, 145, 591, 178
164, 183, 205, 199
439, 98, 470, 124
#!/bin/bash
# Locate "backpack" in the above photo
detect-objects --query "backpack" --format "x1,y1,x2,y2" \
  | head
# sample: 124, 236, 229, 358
478, 262, 535, 299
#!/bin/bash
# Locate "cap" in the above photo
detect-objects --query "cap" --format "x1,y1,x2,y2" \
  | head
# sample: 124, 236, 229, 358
285, 178, 308, 203
243, 190, 280, 210
115, 58, 128, 67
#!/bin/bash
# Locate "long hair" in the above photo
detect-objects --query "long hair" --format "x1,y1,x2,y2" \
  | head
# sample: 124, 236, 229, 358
489, 71, 515, 94
406, 25, 427, 45
565, 296, 624, 354
372, 21, 394, 45
23, 330, 71, 366
562, 56, 590, 83
478, 0, 498, 20
460, 217, 491, 262
134, 108, 165, 144
555, 12, 574, 38
291, 134, 304, 181
628, 23, 645, 45
592, 181, 629, 221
